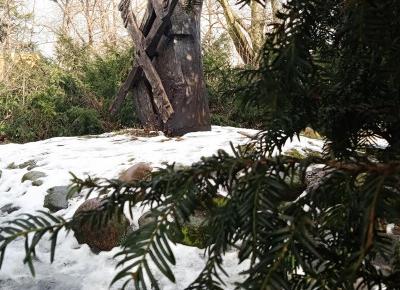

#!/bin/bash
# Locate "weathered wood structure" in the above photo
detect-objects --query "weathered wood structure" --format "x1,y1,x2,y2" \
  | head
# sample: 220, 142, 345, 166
111, 0, 211, 136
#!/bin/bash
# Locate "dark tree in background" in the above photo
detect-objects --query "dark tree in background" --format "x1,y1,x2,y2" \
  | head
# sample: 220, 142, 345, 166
1, 1, 400, 290
111, 0, 211, 136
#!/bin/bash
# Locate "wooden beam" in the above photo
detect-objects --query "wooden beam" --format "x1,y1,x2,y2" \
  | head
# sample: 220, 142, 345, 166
110, 64, 141, 115
110, 0, 179, 116
120, 1, 174, 123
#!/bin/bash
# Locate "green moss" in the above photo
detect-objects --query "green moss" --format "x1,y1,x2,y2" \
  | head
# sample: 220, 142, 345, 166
303, 148, 322, 158
170, 210, 212, 249
284, 148, 306, 159
237, 143, 256, 156
178, 224, 210, 249
212, 196, 227, 207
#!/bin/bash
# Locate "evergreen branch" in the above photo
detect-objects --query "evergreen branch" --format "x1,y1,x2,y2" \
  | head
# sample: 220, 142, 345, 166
0, 211, 69, 275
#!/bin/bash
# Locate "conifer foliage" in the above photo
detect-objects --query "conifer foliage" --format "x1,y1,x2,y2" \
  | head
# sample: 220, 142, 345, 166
1, 0, 400, 289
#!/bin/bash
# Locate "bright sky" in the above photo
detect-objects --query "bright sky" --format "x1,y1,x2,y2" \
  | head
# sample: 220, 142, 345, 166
26, 0, 60, 57
24, 0, 244, 62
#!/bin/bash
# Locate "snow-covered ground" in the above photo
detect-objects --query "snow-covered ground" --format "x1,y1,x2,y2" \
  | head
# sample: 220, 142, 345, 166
0, 126, 324, 290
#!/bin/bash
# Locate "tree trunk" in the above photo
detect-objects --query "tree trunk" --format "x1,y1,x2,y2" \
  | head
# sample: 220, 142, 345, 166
271, 0, 282, 22
132, 0, 211, 136
217, 0, 254, 64
250, 0, 265, 57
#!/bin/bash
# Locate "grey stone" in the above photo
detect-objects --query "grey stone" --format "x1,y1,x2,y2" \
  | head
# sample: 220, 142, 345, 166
43, 186, 78, 212
305, 166, 332, 190
173, 163, 191, 171
6, 162, 17, 169
0, 169, 2, 179
21, 171, 47, 183
18, 160, 37, 170
6, 160, 37, 170
32, 180, 44, 186
27, 164, 37, 171
138, 211, 156, 228
187, 210, 207, 227
0, 203, 20, 214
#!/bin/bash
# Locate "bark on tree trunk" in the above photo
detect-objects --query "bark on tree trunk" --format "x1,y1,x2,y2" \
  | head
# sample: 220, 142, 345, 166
131, 0, 211, 136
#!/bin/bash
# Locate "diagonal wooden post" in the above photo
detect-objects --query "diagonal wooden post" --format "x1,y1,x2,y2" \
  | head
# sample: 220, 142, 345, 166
119, 0, 174, 123
110, 0, 179, 116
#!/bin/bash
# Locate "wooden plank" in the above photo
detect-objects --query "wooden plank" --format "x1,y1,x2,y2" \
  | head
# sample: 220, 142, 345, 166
150, 0, 164, 18
110, 0, 179, 115
109, 64, 141, 115
121, 3, 174, 123
132, 79, 163, 130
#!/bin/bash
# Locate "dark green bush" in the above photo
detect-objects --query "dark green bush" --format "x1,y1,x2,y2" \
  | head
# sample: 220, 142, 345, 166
66, 107, 103, 136
83, 48, 133, 100
1, 40, 140, 142
203, 33, 268, 129
81, 47, 140, 128
4, 97, 67, 143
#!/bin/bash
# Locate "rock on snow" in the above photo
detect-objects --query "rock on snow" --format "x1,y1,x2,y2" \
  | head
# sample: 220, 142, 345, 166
0, 126, 323, 290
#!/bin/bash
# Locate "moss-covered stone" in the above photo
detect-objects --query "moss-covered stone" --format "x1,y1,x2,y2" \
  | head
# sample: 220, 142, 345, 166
179, 224, 210, 248
212, 196, 228, 207
170, 210, 211, 249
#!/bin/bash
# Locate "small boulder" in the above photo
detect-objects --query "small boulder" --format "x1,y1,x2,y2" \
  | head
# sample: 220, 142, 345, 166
138, 209, 211, 248
138, 211, 156, 228
44, 186, 78, 212
305, 166, 332, 190
71, 198, 130, 252
18, 160, 37, 170
6, 162, 17, 169
32, 180, 44, 186
172, 163, 191, 171
119, 162, 152, 183
21, 171, 47, 183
